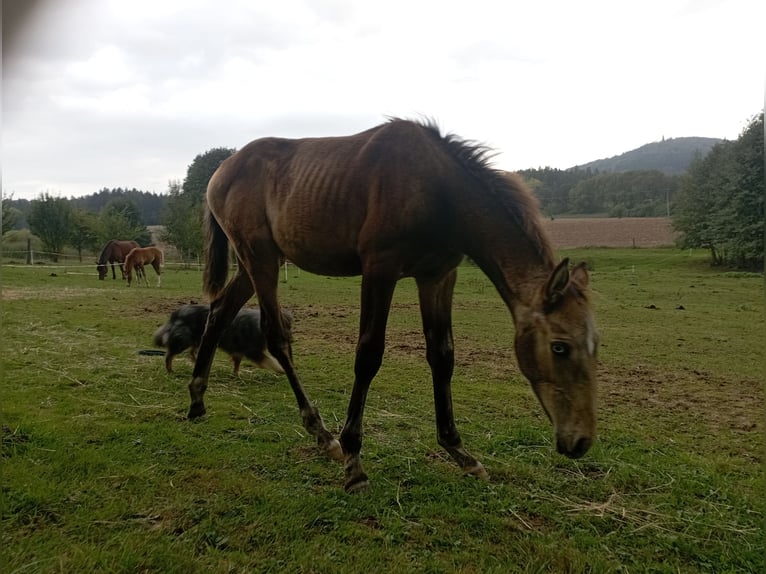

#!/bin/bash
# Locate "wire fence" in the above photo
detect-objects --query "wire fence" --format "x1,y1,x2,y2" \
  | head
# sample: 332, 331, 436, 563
0, 249, 202, 270
0, 250, 301, 281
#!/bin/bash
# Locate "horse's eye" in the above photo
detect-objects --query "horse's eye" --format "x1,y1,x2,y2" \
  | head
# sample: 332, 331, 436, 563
551, 342, 570, 357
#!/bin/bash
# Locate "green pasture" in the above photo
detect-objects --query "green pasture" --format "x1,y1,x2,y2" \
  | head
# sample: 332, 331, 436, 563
1, 249, 763, 573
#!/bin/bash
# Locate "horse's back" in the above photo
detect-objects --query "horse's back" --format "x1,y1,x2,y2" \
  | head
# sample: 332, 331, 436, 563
207, 120, 463, 276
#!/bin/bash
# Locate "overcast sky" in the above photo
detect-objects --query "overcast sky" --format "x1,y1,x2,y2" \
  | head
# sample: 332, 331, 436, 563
3, 0, 764, 201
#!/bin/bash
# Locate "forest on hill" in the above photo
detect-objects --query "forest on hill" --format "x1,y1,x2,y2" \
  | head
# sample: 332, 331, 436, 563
573, 137, 722, 175
518, 137, 723, 217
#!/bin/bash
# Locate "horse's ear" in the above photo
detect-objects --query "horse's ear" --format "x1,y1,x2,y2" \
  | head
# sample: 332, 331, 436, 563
571, 261, 590, 288
544, 258, 570, 309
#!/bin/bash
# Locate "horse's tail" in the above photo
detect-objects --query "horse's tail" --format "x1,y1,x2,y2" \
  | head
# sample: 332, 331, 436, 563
203, 207, 230, 298
123, 250, 133, 273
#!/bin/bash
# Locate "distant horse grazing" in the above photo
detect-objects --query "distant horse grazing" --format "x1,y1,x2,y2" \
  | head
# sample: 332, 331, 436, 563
96, 240, 139, 280
124, 246, 163, 287
188, 119, 598, 493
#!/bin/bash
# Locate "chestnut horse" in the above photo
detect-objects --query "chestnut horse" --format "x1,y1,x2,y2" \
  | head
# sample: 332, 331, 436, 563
124, 246, 163, 287
96, 240, 139, 280
189, 119, 598, 492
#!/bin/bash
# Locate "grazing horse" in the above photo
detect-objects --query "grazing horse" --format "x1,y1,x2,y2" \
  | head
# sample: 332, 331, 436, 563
96, 240, 139, 280
188, 119, 598, 492
124, 246, 163, 287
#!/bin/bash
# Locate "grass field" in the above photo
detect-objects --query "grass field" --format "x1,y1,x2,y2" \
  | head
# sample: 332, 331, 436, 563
2, 248, 763, 573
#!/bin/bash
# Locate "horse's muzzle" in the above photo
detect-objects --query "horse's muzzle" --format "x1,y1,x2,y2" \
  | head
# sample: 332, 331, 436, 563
556, 436, 592, 459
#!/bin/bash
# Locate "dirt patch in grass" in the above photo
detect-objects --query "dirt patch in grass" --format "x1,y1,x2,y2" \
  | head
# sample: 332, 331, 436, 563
599, 363, 762, 437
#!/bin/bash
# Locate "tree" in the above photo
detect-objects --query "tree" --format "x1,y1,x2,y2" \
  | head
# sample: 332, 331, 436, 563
182, 147, 236, 202
162, 148, 235, 262
160, 180, 205, 264
2, 195, 21, 234
673, 112, 764, 269
69, 209, 100, 262
725, 113, 764, 267
98, 198, 151, 245
27, 193, 73, 262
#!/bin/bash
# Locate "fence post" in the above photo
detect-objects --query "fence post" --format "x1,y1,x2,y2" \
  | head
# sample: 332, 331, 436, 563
26, 238, 32, 264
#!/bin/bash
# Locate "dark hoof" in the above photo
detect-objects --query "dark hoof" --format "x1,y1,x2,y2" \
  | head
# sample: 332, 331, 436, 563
464, 461, 489, 481
344, 474, 370, 494
187, 403, 206, 419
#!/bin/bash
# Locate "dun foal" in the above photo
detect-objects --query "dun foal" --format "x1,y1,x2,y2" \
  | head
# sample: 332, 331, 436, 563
124, 246, 163, 287
189, 119, 598, 492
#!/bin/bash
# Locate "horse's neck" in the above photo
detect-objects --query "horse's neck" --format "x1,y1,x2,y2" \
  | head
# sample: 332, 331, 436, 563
98, 244, 113, 264
477, 248, 550, 314
461, 206, 553, 316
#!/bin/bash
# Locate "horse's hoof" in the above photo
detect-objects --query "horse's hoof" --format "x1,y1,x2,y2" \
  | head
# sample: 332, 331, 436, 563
325, 439, 344, 462
465, 461, 489, 481
187, 403, 206, 419
344, 474, 370, 494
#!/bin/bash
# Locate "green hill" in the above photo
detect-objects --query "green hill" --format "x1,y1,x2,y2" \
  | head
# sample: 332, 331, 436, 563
573, 137, 722, 175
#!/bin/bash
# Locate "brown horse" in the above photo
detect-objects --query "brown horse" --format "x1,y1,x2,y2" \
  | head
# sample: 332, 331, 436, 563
188, 119, 598, 492
96, 240, 139, 280
124, 246, 163, 287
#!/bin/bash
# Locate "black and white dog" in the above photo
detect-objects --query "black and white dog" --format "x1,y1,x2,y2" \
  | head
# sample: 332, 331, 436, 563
152, 304, 292, 374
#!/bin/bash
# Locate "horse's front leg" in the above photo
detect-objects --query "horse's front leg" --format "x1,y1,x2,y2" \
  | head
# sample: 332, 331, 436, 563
188, 272, 254, 418
339, 273, 397, 492
418, 272, 488, 480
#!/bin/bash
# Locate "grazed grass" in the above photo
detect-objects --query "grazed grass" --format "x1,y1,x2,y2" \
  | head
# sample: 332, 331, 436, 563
1, 249, 763, 573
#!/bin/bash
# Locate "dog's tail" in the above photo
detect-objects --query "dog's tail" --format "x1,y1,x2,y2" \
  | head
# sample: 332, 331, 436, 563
203, 206, 230, 299
153, 323, 170, 348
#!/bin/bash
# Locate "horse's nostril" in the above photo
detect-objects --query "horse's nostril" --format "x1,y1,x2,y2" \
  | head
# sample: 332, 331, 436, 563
571, 437, 592, 459
558, 436, 592, 459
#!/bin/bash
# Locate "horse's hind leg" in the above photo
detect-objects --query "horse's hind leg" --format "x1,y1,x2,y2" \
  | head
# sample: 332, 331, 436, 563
188, 271, 254, 418
247, 251, 343, 463
417, 271, 488, 480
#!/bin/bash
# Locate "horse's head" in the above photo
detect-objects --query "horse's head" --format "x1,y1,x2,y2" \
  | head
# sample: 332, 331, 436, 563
514, 258, 598, 459
96, 262, 107, 280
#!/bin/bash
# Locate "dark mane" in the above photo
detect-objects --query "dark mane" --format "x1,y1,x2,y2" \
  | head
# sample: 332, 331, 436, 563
97, 240, 115, 264
399, 118, 554, 265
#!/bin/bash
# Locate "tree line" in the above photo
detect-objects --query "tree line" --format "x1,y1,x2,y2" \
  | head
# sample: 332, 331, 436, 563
2, 113, 761, 269
1, 149, 235, 264
518, 167, 680, 217
2, 194, 153, 262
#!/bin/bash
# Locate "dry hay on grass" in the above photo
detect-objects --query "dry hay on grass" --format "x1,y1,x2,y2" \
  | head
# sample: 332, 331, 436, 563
543, 217, 676, 248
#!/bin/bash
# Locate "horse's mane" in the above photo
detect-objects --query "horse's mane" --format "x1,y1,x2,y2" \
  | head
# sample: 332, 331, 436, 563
395, 118, 554, 266
97, 240, 115, 265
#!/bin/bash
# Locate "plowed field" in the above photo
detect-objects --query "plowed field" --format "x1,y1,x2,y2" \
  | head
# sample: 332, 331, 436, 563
543, 217, 676, 248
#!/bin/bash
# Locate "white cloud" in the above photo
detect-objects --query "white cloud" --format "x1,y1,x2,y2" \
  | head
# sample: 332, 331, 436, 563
3, 0, 764, 199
